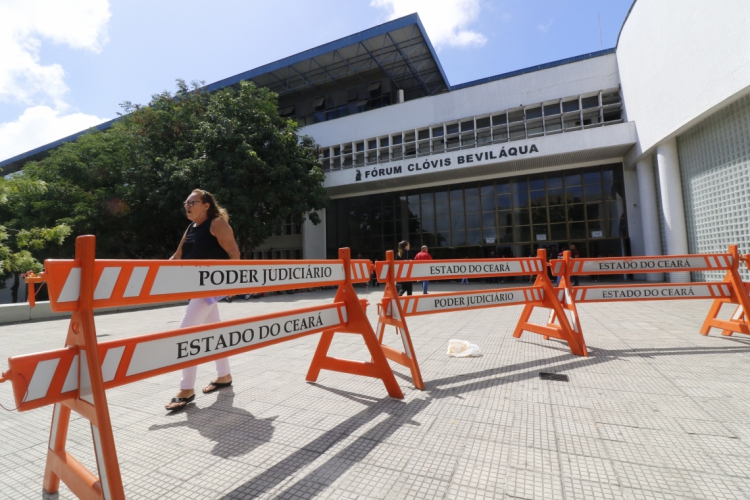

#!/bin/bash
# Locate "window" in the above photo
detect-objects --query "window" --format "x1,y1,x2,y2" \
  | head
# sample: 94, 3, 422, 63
562, 99, 579, 113
525, 107, 542, 120
544, 103, 560, 116
582, 95, 599, 109
492, 113, 507, 126
508, 109, 524, 123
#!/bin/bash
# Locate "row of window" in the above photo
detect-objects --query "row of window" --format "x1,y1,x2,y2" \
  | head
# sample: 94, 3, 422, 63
320, 88, 622, 171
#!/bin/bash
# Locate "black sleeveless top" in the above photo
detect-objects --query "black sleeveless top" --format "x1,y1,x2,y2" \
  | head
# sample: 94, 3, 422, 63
182, 219, 229, 260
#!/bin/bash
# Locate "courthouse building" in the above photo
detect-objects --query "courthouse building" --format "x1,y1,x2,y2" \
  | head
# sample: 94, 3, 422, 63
2, 0, 750, 281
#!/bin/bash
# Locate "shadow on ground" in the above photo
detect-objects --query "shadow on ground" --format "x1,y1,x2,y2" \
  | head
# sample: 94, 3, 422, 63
149, 390, 276, 459
216, 337, 750, 499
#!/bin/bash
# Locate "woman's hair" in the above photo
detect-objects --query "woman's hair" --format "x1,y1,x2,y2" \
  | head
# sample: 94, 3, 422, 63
397, 240, 409, 258
192, 189, 229, 222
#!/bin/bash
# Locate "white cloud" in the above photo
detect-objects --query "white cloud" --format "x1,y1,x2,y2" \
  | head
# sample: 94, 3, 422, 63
537, 20, 554, 33
371, 0, 487, 49
0, 106, 107, 161
0, 0, 111, 161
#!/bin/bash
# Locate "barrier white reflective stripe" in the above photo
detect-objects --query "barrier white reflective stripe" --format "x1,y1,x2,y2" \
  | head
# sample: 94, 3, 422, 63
123, 267, 149, 297
522, 288, 543, 302
91, 425, 112, 500
79, 350, 94, 405
100, 347, 125, 382
379, 264, 390, 281
62, 355, 78, 393
732, 305, 744, 320
399, 288, 539, 315
58, 268, 81, 303
26, 359, 59, 402
574, 283, 733, 302
49, 403, 62, 450
559, 255, 734, 275
553, 261, 563, 275
349, 262, 369, 280
399, 328, 412, 359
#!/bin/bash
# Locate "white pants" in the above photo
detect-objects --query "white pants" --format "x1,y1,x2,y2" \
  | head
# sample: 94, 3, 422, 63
179, 299, 231, 390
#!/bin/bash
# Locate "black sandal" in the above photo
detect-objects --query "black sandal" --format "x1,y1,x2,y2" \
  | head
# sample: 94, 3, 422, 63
165, 394, 195, 411
202, 380, 232, 394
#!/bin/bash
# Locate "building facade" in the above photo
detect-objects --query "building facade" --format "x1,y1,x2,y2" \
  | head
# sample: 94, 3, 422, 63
2, 0, 749, 281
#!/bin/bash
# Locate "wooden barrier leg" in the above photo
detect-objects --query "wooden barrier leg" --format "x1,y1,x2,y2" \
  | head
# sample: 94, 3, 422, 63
700, 299, 724, 335
513, 304, 534, 338
43, 403, 71, 494
372, 253, 425, 390
701, 249, 750, 337
511, 250, 587, 357
39, 236, 126, 500
305, 331, 335, 382
306, 248, 404, 399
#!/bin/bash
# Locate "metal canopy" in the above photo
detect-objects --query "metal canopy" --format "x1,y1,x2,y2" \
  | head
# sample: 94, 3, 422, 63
205, 14, 449, 103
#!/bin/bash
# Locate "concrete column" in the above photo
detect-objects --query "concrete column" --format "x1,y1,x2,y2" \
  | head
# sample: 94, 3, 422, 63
636, 157, 664, 282
302, 209, 326, 259
656, 138, 690, 282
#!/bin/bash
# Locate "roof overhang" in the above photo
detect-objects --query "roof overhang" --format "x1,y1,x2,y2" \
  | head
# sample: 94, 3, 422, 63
204, 13, 449, 101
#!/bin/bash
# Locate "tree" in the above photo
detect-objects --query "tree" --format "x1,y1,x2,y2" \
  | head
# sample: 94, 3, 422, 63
2, 80, 328, 260
0, 179, 71, 302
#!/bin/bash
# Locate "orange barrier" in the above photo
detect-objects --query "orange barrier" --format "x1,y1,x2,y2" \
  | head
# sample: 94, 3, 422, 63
374, 249, 587, 389
0, 235, 401, 500
549, 245, 750, 339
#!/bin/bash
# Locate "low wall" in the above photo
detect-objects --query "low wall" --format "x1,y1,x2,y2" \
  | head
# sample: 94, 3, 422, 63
0, 300, 188, 326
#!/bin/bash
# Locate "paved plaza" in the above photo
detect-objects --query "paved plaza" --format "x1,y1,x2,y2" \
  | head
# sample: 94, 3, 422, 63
2, 281, 750, 499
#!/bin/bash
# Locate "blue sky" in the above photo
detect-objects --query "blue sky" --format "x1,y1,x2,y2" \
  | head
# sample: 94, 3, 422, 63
0, 0, 633, 162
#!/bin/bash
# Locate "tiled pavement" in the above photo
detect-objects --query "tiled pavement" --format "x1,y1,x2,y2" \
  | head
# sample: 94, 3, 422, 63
2, 281, 750, 499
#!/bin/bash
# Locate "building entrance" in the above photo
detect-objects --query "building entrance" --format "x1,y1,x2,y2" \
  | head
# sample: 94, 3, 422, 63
326, 163, 629, 263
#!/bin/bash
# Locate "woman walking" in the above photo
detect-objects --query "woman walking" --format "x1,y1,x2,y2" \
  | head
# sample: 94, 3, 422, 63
395, 241, 413, 296
165, 189, 241, 411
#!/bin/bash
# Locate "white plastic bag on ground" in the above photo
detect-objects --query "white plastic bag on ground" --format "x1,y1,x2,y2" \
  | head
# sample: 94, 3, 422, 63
447, 339, 482, 357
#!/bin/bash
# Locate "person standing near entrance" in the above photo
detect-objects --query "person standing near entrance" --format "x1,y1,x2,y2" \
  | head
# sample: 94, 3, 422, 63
165, 189, 241, 411
414, 245, 433, 294
395, 241, 413, 296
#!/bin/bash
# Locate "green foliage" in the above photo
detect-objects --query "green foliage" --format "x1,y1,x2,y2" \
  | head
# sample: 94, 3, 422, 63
1, 79, 328, 259
0, 179, 71, 278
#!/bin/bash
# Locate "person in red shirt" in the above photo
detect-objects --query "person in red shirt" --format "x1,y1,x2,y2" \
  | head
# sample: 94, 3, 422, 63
414, 245, 433, 294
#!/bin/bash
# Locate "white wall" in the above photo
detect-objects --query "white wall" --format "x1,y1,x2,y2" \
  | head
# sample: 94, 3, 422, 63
301, 54, 620, 147
302, 210, 326, 259
617, 0, 750, 158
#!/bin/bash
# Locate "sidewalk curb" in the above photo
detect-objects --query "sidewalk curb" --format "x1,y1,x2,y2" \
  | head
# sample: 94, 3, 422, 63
0, 300, 189, 326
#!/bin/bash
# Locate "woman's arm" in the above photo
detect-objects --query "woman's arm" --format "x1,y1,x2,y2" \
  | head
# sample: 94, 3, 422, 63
211, 218, 241, 260
170, 228, 189, 260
